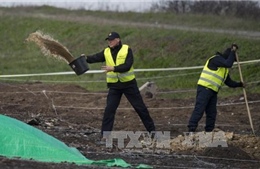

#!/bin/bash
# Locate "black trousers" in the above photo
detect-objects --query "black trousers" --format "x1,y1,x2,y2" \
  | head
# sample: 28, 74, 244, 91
188, 85, 218, 132
101, 83, 155, 136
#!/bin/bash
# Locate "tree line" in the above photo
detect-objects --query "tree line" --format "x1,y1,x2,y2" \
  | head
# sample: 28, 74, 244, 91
151, 0, 260, 20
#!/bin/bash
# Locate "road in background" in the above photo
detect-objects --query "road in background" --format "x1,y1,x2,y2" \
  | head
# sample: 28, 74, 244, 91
0, 0, 159, 12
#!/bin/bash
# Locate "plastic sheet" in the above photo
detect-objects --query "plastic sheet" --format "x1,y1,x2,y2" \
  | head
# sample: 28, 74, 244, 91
0, 114, 151, 168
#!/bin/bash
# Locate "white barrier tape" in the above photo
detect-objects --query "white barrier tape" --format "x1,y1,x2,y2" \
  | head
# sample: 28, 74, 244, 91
0, 79, 259, 95
233, 59, 260, 64
0, 70, 104, 78
0, 59, 259, 78
0, 90, 107, 95
0, 100, 259, 110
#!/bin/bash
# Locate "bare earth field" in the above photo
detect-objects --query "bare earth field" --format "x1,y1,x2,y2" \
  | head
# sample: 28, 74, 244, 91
0, 82, 260, 169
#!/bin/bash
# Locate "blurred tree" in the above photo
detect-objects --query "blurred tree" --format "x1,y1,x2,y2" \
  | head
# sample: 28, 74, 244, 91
151, 0, 260, 20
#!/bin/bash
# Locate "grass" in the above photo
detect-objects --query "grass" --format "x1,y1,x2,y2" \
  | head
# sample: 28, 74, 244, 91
0, 6, 259, 98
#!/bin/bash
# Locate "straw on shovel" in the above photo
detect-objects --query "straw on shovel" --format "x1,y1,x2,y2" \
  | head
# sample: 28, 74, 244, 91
235, 53, 255, 136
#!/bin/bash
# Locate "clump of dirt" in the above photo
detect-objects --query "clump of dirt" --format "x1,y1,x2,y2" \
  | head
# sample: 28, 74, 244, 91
203, 145, 252, 159
228, 134, 260, 159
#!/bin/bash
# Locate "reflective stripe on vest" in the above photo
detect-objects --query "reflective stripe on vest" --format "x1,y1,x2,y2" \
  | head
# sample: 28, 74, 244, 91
104, 44, 135, 83
197, 56, 229, 92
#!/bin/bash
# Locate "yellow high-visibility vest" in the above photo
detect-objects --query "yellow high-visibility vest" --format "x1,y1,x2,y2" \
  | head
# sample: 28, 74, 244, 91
197, 56, 229, 92
104, 44, 135, 83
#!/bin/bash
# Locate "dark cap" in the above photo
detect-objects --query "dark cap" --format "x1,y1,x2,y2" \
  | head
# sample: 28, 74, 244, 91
105, 32, 120, 40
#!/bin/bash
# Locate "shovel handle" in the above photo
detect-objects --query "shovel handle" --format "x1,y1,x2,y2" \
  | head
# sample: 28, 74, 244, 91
235, 53, 255, 136
235, 54, 244, 83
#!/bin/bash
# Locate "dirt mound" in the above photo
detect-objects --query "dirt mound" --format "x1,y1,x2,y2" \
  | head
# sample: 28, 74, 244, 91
203, 145, 252, 159
0, 82, 259, 168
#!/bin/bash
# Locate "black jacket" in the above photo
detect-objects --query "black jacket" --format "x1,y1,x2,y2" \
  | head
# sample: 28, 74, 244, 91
207, 51, 242, 88
86, 41, 136, 89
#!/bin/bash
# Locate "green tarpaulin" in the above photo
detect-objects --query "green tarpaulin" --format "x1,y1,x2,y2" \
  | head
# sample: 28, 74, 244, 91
0, 114, 152, 168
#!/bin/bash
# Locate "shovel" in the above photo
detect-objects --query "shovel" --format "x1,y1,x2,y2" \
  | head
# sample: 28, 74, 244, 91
235, 53, 255, 136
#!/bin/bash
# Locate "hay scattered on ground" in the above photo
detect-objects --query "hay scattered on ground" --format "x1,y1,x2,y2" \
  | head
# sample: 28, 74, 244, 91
26, 31, 74, 63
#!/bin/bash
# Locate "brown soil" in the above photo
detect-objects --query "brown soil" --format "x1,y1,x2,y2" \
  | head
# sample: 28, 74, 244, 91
0, 82, 260, 169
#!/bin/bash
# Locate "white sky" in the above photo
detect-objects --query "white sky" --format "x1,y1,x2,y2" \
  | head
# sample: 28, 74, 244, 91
0, 0, 160, 12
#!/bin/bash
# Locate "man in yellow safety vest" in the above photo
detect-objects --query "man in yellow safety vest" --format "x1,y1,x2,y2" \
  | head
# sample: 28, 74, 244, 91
188, 44, 244, 132
85, 32, 156, 141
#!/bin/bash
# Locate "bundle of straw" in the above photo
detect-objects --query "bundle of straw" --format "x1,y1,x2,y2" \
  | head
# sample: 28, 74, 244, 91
26, 31, 74, 63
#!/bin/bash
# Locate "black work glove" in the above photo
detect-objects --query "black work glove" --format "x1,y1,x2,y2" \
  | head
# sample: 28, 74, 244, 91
240, 82, 246, 88
81, 54, 88, 61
